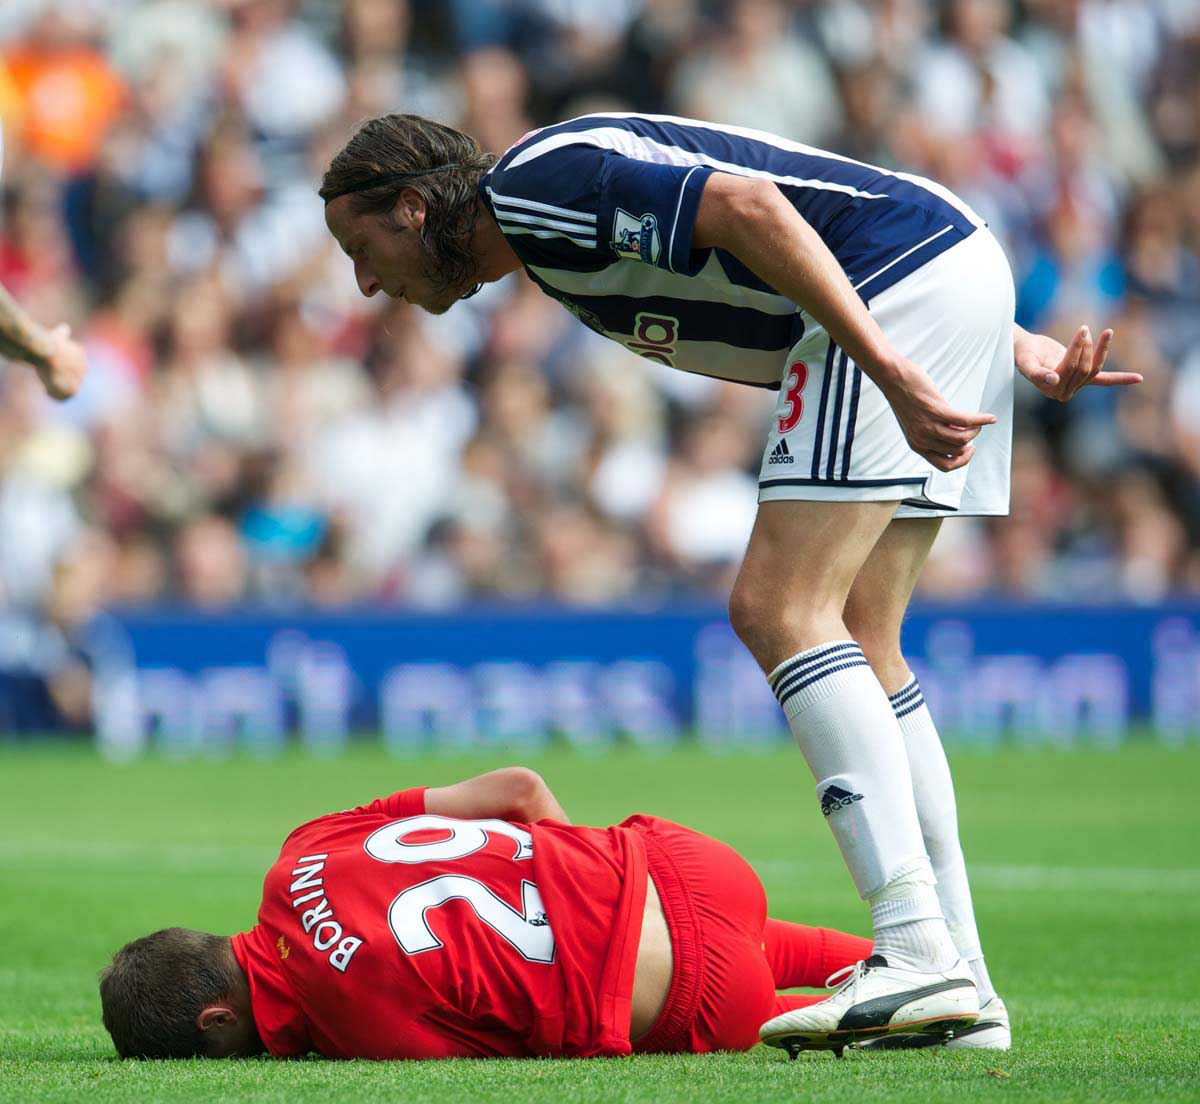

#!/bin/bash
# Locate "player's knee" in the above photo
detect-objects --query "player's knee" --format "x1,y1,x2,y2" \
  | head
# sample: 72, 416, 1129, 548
728, 578, 831, 664
728, 578, 781, 658
727, 582, 755, 644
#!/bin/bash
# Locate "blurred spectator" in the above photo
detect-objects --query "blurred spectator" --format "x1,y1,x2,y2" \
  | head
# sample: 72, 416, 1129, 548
0, 0, 1196, 690
459, 47, 533, 157
533, 501, 639, 605
915, 0, 1049, 148
646, 411, 759, 590
1, 4, 126, 174
219, 0, 346, 183
175, 514, 248, 607
0, 526, 123, 733
672, 0, 843, 145
1015, 193, 1124, 333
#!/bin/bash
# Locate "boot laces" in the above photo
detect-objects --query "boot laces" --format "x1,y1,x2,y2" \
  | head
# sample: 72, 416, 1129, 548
824, 959, 870, 1004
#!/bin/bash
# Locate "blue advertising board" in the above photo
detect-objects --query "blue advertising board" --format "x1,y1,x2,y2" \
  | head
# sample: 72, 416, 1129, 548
72, 602, 1200, 758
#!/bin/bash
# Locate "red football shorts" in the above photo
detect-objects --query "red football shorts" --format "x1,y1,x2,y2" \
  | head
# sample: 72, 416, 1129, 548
624, 814, 779, 1054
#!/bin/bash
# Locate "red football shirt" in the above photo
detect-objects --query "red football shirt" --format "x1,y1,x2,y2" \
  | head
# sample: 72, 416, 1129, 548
231, 788, 648, 1059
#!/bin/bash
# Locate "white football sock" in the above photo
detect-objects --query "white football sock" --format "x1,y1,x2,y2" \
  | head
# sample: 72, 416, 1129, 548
771, 642, 959, 973
890, 677, 996, 1000
868, 870, 959, 972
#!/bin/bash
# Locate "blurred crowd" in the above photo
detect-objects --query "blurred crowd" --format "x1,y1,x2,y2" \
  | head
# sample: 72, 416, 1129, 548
2, 0, 1200, 675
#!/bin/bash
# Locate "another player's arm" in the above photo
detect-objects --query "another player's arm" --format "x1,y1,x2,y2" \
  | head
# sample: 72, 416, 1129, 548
692, 172, 993, 473
425, 767, 571, 824
0, 283, 86, 400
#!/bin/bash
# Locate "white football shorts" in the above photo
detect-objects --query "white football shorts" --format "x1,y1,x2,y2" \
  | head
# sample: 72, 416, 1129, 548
758, 227, 1015, 518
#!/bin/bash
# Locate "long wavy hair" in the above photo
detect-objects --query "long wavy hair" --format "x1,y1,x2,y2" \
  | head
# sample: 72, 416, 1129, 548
320, 114, 497, 298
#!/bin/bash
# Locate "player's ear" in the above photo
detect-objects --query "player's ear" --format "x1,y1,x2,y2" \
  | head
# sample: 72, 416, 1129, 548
197, 1004, 238, 1034
393, 187, 427, 231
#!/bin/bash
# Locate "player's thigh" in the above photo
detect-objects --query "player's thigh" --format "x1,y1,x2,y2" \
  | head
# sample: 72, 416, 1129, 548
845, 517, 942, 679
733, 497, 899, 625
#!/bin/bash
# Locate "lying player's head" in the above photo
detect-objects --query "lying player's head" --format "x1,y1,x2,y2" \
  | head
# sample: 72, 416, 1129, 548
321, 113, 497, 314
99, 928, 263, 1059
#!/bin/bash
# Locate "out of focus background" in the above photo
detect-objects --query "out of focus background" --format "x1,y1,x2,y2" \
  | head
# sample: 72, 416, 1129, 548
0, 0, 1198, 752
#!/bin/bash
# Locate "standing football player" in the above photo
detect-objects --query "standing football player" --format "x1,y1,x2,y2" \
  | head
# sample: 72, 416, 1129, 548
319, 112, 1141, 1053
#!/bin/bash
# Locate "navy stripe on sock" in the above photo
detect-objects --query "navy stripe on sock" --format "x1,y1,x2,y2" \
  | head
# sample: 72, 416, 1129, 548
769, 642, 859, 691
888, 678, 919, 702
768, 638, 864, 691
770, 642, 861, 693
774, 650, 868, 703
894, 695, 927, 720
777, 658, 872, 712
888, 680, 921, 708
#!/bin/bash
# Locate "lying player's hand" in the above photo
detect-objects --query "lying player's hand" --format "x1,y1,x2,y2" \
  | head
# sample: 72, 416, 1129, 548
1014, 324, 1141, 403
37, 324, 87, 401
884, 359, 996, 474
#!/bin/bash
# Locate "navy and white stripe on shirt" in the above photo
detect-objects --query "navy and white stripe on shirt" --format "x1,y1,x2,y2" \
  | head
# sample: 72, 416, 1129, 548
480, 113, 984, 388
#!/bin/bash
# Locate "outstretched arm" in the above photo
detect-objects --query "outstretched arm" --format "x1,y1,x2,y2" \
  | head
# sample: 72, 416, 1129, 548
425, 767, 571, 824
1013, 323, 1142, 401
0, 283, 86, 400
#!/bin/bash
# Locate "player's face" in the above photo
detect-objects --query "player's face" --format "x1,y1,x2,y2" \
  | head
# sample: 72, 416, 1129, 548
325, 194, 461, 315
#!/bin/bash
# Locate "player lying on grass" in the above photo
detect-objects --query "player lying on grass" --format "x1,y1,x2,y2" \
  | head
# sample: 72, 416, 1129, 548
319, 112, 1141, 1053
98, 765, 978, 1062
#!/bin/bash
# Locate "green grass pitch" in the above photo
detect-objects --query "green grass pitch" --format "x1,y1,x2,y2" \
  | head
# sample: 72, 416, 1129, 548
1, 740, 1198, 1103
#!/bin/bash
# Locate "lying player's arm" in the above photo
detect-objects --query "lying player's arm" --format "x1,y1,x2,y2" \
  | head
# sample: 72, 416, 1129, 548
425, 767, 571, 824
1012, 323, 1141, 401
692, 172, 992, 473
0, 283, 86, 400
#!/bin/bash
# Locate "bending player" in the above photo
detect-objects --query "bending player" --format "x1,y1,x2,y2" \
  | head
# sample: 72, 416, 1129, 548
319, 112, 1142, 1052
99, 766, 921, 1061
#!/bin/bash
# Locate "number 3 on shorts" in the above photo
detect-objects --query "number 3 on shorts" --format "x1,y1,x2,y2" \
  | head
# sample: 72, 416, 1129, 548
778, 361, 808, 434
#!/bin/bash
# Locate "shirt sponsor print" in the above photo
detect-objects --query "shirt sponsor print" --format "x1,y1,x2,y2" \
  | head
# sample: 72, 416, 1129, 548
626, 312, 679, 366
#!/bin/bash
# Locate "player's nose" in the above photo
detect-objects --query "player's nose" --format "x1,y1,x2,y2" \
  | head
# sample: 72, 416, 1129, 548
354, 259, 380, 298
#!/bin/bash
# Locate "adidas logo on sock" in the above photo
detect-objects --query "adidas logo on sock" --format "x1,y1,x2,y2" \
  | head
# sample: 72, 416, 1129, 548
820, 784, 863, 816
768, 438, 794, 465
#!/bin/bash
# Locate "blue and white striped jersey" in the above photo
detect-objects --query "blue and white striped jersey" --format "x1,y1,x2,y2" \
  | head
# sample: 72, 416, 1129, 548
479, 113, 985, 388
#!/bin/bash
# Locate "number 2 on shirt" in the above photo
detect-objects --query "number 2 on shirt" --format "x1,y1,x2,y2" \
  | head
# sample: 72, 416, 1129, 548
364, 815, 556, 963
778, 361, 808, 434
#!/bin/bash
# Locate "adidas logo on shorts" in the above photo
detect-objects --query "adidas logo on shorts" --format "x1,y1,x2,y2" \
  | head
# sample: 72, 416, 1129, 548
768, 439, 794, 465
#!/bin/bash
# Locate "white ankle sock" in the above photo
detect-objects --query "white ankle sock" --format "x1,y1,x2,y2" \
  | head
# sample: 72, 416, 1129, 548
771, 642, 959, 972
867, 869, 959, 970
890, 677, 995, 997
873, 920, 958, 971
